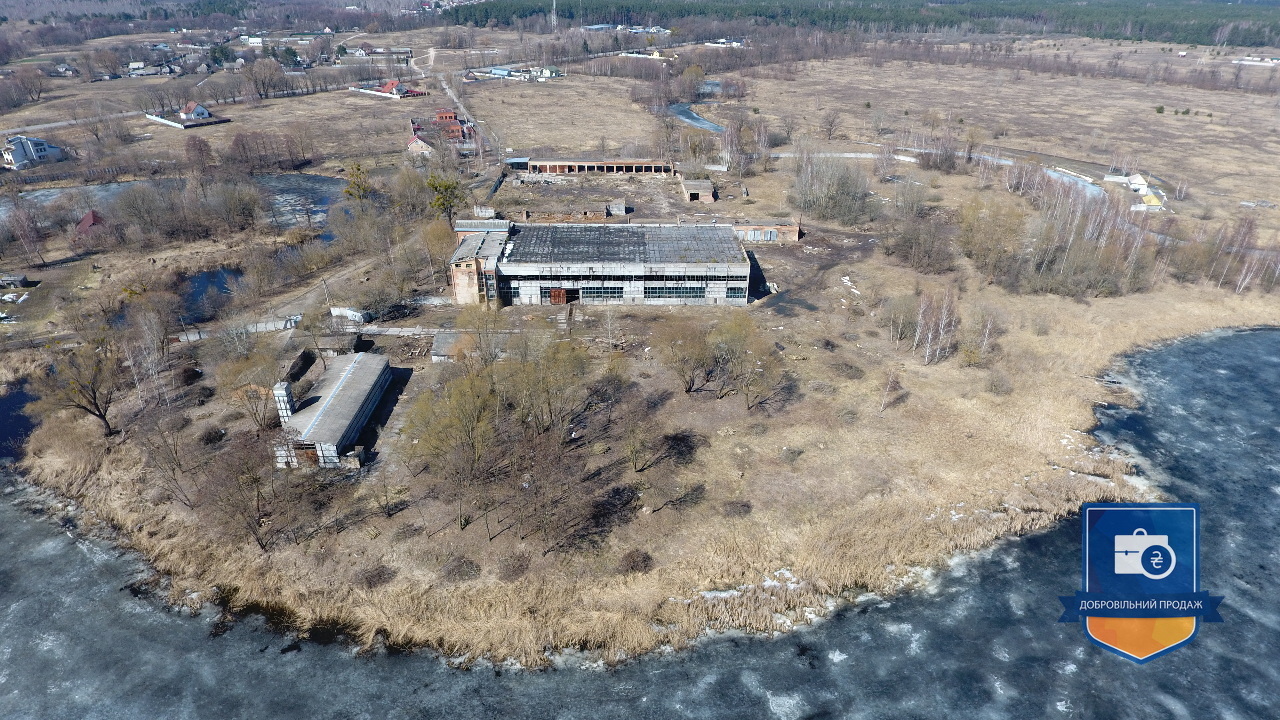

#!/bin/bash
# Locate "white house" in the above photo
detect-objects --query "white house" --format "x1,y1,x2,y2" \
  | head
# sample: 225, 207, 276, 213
3, 136, 66, 170
406, 135, 434, 156
178, 102, 211, 120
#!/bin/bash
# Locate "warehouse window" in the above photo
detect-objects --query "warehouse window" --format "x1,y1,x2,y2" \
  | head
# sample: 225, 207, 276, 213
644, 286, 706, 299
581, 286, 624, 299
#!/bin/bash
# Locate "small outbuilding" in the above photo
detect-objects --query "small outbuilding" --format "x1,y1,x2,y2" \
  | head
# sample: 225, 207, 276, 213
76, 210, 106, 237
681, 178, 716, 203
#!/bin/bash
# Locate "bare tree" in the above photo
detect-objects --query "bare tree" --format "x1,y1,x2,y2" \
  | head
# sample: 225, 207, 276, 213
1173, 178, 1190, 202
142, 428, 206, 508
817, 108, 842, 140
28, 343, 121, 436
879, 370, 904, 416
874, 139, 897, 179
14, 66, 46, 102
655, 318, 714, 393
403, 371, 499, 530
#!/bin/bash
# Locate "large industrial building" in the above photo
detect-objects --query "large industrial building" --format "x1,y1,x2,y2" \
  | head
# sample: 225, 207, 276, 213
449, 223, 751, 306
273, 352, 391, 468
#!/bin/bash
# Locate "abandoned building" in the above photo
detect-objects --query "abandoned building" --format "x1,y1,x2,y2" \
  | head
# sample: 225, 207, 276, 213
273, 352, 391, 468
450, 223, 750, 306
730, 218, 799, 243
680, 178, 715, 203
505, 158, 674, 175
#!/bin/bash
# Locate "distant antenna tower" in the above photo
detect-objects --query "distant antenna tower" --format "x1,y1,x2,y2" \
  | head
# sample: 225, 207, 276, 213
551, 0, 558, 31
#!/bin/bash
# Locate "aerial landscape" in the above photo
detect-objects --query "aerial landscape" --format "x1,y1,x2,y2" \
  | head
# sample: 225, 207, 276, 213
0, 0, 1277, 717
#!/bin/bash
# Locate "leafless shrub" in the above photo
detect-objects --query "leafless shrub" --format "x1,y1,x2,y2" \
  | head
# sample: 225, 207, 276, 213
357, 564, 397, 589
439, 556, 481, 583
498, 552, 532, 582
617, 549, 654, 574
986, 370, 1014, 396
199, 427, 226, 446
830, 362, 865, 380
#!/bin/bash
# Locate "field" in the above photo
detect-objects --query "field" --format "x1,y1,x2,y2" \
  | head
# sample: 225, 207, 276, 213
723, 51, 1280, 238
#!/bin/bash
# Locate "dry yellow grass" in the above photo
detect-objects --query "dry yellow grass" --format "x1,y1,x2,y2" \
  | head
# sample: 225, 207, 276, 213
462, 74, 659, 155
0, 348, 47, 391
20, 252, 1278, 667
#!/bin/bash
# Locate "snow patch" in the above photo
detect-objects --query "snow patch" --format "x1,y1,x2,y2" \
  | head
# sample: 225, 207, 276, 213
828, 649, 847, 663
765, 691, 809, 720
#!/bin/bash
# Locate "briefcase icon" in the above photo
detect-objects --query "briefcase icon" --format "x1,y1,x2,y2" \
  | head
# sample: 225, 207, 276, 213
1115, 528, 1176, 579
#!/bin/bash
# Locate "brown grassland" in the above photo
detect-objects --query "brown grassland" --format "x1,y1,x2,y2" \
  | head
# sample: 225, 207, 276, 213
710, 50, 1280, 240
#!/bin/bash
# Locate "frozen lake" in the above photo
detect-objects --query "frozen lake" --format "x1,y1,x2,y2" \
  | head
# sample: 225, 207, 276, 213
0, 174, 346, 230
1, 328, 1277, 718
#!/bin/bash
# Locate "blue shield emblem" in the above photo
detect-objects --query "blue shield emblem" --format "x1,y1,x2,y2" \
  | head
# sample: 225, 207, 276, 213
1060, 503, 1223, 663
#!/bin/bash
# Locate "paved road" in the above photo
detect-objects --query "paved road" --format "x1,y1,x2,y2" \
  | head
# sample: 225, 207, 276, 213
0, 111, 143, 137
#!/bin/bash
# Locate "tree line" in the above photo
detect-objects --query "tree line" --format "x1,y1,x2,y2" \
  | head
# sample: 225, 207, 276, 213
449, 0, 1280, 47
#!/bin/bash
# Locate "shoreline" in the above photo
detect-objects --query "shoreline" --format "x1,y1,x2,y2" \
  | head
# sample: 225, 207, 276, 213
12, 326, 1277, 669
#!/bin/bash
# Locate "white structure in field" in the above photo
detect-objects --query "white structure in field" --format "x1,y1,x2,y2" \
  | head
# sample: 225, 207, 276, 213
3, 136, 65, 170
1103, 173, 1164, 211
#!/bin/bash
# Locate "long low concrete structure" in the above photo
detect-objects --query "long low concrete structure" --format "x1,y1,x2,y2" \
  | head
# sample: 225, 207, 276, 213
274, 352, 391, 468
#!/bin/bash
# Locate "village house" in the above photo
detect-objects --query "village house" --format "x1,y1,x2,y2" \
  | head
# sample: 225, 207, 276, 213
76, 210, 107, 239
406, 135, 435, 156
1103, 173, 1164, 211
179, 102, 211, 120
350, 79, 426, 99
3, 136, 66, 170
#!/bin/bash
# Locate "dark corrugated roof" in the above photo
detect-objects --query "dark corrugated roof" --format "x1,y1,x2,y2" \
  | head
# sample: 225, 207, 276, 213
502, 224, 744, 265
